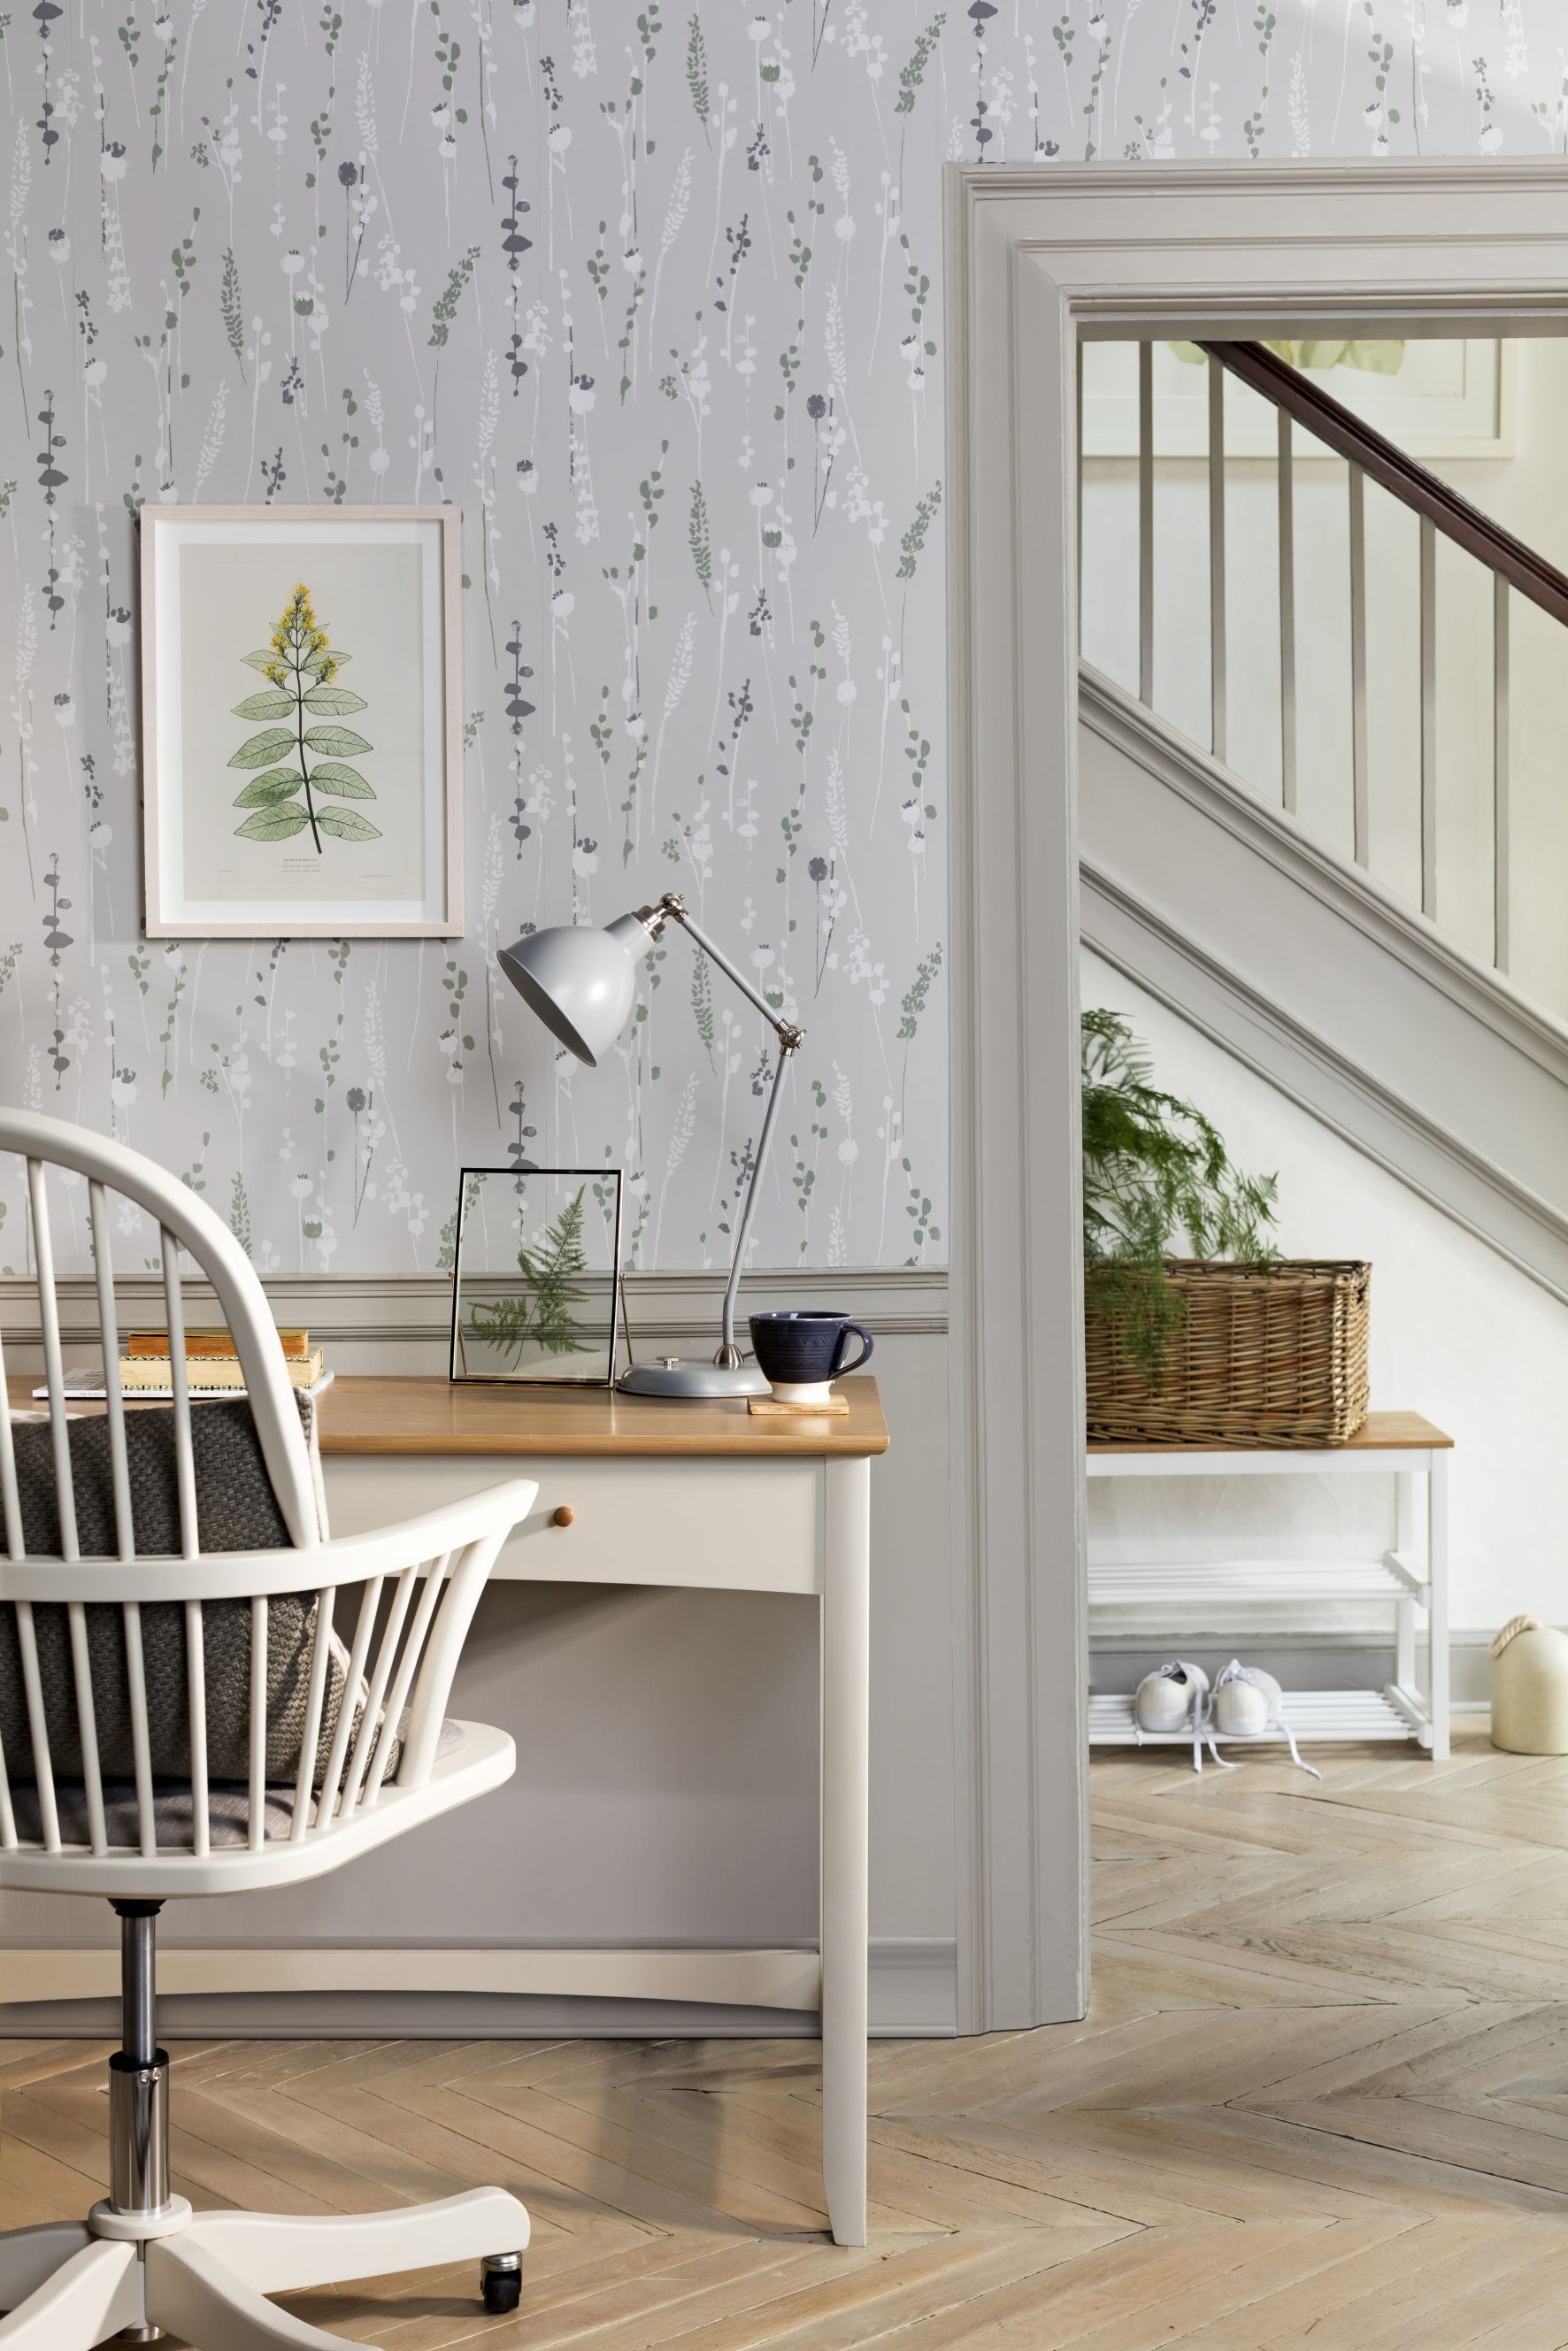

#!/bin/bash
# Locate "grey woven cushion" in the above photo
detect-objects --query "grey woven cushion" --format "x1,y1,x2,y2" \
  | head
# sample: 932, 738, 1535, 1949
0, 1394, 361, 1790
3, 1394, 311, 1559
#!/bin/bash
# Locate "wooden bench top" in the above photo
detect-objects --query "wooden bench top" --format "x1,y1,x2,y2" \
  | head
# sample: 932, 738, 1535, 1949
1088, 1410, 1451, 1455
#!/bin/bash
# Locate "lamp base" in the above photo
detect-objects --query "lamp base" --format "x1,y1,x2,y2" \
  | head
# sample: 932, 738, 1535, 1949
618, 1359, 772, 1400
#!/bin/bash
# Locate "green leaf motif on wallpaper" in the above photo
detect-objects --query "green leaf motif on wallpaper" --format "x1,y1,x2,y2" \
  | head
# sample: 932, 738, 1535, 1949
228, 585, 380, 854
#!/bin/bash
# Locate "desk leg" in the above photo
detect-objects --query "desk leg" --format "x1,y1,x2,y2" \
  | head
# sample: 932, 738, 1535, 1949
821, 1456, 870, 2248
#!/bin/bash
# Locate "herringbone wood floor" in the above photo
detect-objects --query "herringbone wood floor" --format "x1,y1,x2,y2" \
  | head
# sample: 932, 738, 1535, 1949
9, 1725, 1568, 2346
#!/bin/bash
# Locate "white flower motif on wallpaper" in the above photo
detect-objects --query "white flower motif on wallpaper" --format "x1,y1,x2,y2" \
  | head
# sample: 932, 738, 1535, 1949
0, 0, 1559, 1275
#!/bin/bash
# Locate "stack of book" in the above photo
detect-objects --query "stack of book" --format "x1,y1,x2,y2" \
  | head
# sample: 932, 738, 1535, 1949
119, 1327, 327, 1394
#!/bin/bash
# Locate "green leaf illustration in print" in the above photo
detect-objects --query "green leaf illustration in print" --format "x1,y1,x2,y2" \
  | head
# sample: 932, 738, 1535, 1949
228, 584, 380, 853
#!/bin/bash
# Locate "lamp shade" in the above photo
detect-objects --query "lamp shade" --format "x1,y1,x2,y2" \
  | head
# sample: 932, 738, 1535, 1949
497, 912, 653, 1067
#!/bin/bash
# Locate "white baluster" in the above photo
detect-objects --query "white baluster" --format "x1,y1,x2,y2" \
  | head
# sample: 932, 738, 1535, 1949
1278, 407, 1296, 817
1420, 514, 1438, 919
1494, 572, 1510, 974
1075, 335, 1084, 622
1138, 340, 1154, 706
1349, 465, 1369, 868
1209, 354, 1226, 765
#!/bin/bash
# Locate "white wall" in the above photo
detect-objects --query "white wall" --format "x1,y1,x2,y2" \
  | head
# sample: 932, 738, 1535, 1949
1081, 337, 1568, 1022
1084, 949, 1568, 1641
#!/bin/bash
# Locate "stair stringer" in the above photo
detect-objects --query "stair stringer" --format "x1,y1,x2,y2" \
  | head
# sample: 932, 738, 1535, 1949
1079, 665, 1568, 1306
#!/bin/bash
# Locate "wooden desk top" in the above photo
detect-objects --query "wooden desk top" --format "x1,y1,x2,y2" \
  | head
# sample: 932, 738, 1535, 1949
316, 1375, 889, 1459
6, 1372, 889, 1458
1088, 1410, 1451, 1455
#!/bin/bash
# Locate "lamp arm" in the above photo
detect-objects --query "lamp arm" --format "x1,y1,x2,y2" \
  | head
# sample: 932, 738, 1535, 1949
642, 893, 803, 1052
634, 892, 803, 1365
719, 1038, 792, 1360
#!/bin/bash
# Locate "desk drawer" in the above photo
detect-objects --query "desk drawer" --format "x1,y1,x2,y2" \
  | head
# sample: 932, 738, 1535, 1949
322, 1454, 826, 1597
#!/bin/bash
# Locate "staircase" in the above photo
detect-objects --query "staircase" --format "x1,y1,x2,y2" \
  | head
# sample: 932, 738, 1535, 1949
1079, 339, 1568, 1302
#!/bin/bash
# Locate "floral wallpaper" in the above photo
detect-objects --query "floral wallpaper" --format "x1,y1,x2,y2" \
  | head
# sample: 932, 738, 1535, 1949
0, 0, 1558, 1277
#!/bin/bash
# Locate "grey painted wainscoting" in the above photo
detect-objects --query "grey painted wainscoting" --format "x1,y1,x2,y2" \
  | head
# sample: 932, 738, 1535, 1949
0, 1268, 957, 2040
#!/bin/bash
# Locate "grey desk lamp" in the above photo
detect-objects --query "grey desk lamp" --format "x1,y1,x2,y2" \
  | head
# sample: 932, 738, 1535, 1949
498, 891, 802, 1398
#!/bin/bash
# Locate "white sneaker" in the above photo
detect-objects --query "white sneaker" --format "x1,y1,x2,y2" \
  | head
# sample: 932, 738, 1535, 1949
1134, 1662, 1212, 1771
1211, 1660, 1321, 1779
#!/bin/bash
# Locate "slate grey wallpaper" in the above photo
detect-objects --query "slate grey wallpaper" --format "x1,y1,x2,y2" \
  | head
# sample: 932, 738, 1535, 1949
0, 0, 1556, 1274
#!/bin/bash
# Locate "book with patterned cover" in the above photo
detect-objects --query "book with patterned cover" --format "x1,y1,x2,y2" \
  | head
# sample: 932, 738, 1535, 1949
125, 1327, 311, 1360
119, 1348, 325, 1390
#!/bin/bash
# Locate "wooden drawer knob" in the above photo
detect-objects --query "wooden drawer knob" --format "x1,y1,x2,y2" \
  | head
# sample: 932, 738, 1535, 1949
551, 1504, 575, 1528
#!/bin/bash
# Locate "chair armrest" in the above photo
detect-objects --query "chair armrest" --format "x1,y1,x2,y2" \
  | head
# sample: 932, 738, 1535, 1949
1, 1478, 541, 1604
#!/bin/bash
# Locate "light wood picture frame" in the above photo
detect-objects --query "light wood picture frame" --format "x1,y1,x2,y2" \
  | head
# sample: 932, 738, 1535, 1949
140, 504, 463, 937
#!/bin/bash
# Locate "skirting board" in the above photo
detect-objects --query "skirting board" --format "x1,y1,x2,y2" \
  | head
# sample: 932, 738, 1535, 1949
0, 1938, 961, 2040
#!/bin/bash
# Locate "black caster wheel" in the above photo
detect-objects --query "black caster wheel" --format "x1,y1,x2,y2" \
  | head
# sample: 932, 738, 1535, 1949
480, 2255, 523, 2315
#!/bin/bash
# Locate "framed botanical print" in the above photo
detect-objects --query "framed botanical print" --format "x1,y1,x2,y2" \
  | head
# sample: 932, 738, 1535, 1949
139, 504, 462, 937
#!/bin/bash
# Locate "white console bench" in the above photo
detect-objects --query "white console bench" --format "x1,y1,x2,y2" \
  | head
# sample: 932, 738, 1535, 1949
1087, 1411, 1451, 1762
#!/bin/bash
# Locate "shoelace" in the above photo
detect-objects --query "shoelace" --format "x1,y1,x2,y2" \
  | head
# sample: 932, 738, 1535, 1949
1210, 1661, 1322, 1780
1134, 1664, 1216, 1775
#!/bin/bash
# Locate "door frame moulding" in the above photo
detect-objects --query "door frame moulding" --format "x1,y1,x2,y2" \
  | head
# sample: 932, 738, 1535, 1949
943, 158, 1568, 2034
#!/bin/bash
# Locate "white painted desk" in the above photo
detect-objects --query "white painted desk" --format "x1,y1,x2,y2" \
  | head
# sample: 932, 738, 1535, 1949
4, 1376, 888, 2248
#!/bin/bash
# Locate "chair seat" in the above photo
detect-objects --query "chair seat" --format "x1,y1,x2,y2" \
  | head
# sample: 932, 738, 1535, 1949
0, 1719, 515, 1899
10, 1718, 470, 1850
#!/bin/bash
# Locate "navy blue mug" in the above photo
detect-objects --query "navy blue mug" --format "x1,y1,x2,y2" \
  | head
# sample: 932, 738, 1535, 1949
749, 1310, 873, 1398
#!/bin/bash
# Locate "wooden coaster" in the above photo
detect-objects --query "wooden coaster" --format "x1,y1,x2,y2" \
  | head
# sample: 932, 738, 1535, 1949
749, 1391, 851, 1417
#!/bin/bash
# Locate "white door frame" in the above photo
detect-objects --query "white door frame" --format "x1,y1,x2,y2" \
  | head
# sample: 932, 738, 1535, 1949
944, 159, 1568, 2034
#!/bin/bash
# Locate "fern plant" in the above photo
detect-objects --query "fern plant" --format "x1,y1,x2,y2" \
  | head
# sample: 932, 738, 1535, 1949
1082, 1008, 1279, 1381
465, 1185, 594, 1368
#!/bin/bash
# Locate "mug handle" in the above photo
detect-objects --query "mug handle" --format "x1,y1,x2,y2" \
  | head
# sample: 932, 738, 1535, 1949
829, 1322, 874, 1379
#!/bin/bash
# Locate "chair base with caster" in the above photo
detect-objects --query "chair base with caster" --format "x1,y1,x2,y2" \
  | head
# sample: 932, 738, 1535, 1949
0, 1903, 529, 2348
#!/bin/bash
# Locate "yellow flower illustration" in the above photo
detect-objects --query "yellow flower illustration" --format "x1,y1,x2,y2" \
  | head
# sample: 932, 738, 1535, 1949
227, 585, 380, 855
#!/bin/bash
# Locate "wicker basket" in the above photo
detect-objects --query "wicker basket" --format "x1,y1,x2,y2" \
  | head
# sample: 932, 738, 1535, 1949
1085, 1258, 1371, 1447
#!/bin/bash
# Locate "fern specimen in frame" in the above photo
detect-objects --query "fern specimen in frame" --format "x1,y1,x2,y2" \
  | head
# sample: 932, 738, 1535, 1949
228, 583, 381, 852
464, 1185, 595, 1368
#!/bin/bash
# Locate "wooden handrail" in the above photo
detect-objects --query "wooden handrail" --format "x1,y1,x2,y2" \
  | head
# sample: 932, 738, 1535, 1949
1196, 340, 1568, 632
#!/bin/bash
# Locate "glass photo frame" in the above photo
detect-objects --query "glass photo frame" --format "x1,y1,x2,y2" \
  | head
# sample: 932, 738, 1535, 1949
449, 1166, 626, 1387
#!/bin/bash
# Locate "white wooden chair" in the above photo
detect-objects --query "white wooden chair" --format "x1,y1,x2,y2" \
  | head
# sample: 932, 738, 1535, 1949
0, 1109, 538, 2347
